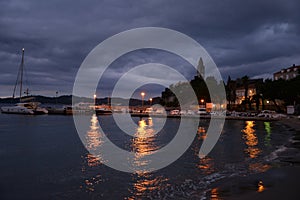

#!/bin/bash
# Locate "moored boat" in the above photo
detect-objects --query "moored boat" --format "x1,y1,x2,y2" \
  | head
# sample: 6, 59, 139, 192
0, 48, 48, 115
95, 107, 112, 115
47, 105, 73, 115
1, 102, 48, 115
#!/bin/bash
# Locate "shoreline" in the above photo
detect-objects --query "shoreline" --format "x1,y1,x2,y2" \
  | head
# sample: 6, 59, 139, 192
130, 113, 279, 121
214, 116, 300, 200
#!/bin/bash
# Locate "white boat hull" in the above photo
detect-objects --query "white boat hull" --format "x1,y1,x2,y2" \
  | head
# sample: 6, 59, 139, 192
0, 106, 34, 114
0, 103, 48, 115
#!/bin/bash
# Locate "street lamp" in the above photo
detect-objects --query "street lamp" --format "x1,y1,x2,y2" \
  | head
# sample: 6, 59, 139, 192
56, 91, 58, 104
149, 98, 153, 105
200, 99, 205, 108
141, 92, 145, 109
94, 94, 97, 106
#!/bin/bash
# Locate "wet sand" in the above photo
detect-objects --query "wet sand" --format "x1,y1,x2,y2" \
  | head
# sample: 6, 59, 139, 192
230, 166, 300, 200
215, 116, 300, 200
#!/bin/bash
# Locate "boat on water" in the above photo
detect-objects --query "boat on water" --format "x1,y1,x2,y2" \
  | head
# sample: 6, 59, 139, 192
0, 48, 48, 115
1, 102, 48, 115
47, 105, 73, 115
95, 107, 112, 115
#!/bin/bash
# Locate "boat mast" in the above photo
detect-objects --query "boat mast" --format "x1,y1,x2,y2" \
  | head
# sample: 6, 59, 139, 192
19, 48, 25, 102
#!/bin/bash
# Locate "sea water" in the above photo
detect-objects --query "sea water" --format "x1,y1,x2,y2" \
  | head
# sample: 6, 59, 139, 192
0, 113, 295, 199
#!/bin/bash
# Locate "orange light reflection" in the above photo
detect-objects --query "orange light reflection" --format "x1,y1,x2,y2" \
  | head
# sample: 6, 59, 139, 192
242, 121, 261, 158
128, 118, 169, 199
86, 114, 103, 166
258, 180, 265, 192
211, 188, 220, 200
81, 114, 104, 193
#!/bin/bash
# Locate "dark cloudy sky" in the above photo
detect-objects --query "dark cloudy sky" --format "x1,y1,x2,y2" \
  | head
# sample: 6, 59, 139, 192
1, 0, 300, 98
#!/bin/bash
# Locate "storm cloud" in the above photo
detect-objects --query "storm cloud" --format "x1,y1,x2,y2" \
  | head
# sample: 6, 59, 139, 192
0, 0, 299, 98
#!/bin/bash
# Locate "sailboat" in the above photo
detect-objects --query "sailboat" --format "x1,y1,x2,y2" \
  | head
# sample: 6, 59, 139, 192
0, 48, 48, 115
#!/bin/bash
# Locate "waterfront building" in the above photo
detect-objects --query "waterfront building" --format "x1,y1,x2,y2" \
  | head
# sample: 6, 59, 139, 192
273, 64, 300, 80
234, 78, 263, 104
226, 77, 263, 110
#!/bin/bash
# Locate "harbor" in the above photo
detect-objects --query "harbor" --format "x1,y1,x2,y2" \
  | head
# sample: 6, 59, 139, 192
1, 0, 300, 199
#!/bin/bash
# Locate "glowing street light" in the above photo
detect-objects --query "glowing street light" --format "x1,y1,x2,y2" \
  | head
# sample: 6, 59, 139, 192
149, 98, 153, 105
200, 99, 205, 108
94, 94, 97, 106
141, 92, 145, 108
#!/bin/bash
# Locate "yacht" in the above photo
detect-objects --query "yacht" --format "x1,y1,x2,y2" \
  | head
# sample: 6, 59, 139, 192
0, 48, 48, 115
1, 102, 48, 115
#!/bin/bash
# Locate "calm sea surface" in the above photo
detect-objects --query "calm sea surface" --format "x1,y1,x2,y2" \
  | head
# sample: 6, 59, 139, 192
0, 112, 294, 199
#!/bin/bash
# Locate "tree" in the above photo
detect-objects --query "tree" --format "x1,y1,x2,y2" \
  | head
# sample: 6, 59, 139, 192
226, 76, 236, 110
241, 75, 251, 110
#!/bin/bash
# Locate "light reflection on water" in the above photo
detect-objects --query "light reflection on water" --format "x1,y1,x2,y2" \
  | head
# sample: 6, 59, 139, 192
242, 121, 271, 173
128, 117, 169, 199
81, 114, 104, 192
79, 115, 276, 198
127, 173, 169, 200
197, 156, 215, 174
86, 114, 103, 166
197, 126, 207, 140
242, 121, 261, 159
132, 118, 160, 170
196, 126, 216, 175
249, 162, 271, 173
257, 180, 265, 192
264, 122, 272, 147
211, 187, 221, 200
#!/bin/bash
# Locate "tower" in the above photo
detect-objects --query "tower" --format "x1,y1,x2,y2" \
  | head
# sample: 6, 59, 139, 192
197, 57, 205, 79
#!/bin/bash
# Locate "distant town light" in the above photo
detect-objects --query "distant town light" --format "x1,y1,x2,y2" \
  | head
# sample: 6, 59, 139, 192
93, 94, 97, 107
141, 92, 145, 108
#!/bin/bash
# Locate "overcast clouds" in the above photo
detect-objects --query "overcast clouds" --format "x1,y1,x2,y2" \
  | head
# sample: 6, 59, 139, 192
0, 0, 300, 98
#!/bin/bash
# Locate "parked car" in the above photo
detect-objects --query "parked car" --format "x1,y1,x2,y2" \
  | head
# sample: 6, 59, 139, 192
209, 111, 218, 116
197, 108, 207, 115
257, 110, 276, 118
145, 107, 154, 114
170, 110, 180, 115
187, 110, 195, 115
155, 109, 165, 114
272, 113, 287, 119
